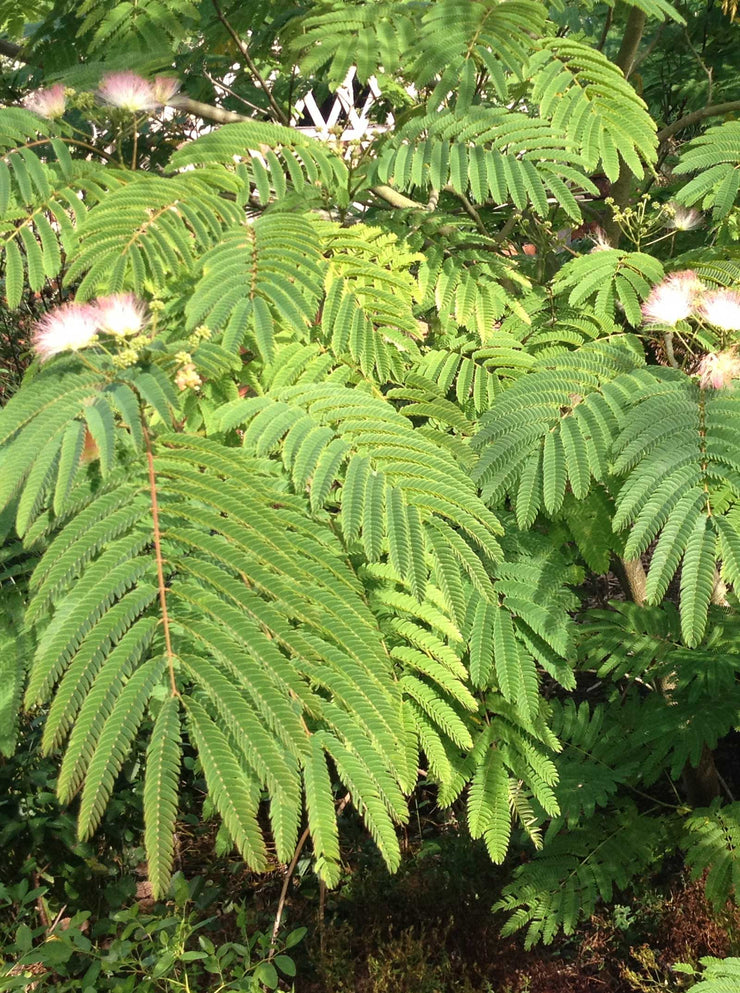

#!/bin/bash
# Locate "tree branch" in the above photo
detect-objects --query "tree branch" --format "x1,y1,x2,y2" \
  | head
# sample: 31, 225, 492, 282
370, 183, 425, 210
168, 93, 247, 124
614, 6, 646, 78
612, 556, 647, 604
601, 6, 648, 246
596, 7, 613, 51
1, 43, 430, 218
0, 38, 26, 61
443, 184, 488, 235
657, 100, 740, 143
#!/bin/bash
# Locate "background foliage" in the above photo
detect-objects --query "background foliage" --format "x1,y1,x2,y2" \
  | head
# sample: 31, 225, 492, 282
2, 0, 740, 987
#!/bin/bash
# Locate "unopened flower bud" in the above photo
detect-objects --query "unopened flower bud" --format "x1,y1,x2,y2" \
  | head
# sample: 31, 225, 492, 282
175, 361, 202, 391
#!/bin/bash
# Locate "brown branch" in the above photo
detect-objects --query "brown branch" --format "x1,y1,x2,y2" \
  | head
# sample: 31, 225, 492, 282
614, 6, 646, 78
171, 96, 424, 216
663, 331, 679, 368
210, 0, 289, 124
144, 425, 178, 697
631, 22, 666, 73
657, 100, 740, 143
601, 6, 648, 245
268, 792, 351, 960
596, 7, 613, 51
371, 183, 425, 210
612, 556, 647, 604
168, 94, 247, 124
202, 68, 270, 118
443, 184, 488, 235
0, 38, 26, 62
269, 825, 310, 958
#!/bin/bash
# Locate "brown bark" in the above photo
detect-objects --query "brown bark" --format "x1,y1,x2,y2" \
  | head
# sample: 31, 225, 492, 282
683, 745, 721, 807
657, 100, 740, 143
614, 7, 647, 78
602, 6, 647, 246
613, 556, 647, 604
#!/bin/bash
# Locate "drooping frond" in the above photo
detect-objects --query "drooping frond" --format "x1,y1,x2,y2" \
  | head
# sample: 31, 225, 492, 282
612, 379, 740, 645
16, 422, 419, 891
185, 213, 324, 359
472, 336, 646, 520
0, 108, 122, 307
65, 174, 243, 298
604, 0, 683, 22
217, 381, 503, 600
550, 700, 635, 824
372, 107, 598, 220
552, 249, 665, 326
284, 0, 419, 85
495, 805, 667, 947
167, 121, 349, 203
415, 246, 529, 340
674, 121, 740, 220
76, 0, 200, 54
675, 958, 740, 992
143, 696, 182, 897
527, 39, 658, 181
285, 0, 545, 90
412, 0, 547, 90
0, 356, 179, 537
0, 581, 27, 757
683, 803, 740, 908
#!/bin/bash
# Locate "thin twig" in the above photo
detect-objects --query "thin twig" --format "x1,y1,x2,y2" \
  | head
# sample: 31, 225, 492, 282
631, 22, 666, 73
269, 825, 311, 958
443, 185, 487, 235
202, 69, 269, 117
131, 116, 139, 171
683, 26, 713, 107
269, 792, 351, 959
318, 879, 326, 958
717, 769, 736, 803
210, 0, 289, 124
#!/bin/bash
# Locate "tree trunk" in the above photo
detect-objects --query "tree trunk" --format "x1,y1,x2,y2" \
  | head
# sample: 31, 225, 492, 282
602, 6, 647, 246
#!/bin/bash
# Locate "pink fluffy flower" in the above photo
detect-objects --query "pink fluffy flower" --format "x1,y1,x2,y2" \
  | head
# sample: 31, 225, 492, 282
697, 350, 740, 390
151, 76, 180, 105
22, 84, 66, 119
94, 293, 147, 336
641, 270, 705, 326
33, 302, 99, 361
664, 203, 703, 232
98, 71, 157, 112
589, 227, 611, 252
698, 288, 740, 332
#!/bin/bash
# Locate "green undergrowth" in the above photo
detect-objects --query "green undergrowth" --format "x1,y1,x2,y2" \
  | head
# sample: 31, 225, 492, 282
2, 783, 740, 993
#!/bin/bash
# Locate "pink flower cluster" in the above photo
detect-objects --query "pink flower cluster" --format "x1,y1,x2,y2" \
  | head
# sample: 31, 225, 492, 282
23, 84, 66, 120
697, 351, 740, 390
33, 294, 148, 362
97, 72, 180, 113
641, 271, 740, 331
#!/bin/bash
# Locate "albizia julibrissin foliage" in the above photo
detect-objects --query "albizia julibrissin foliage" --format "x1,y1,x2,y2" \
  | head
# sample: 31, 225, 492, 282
2, 0, 740, 949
